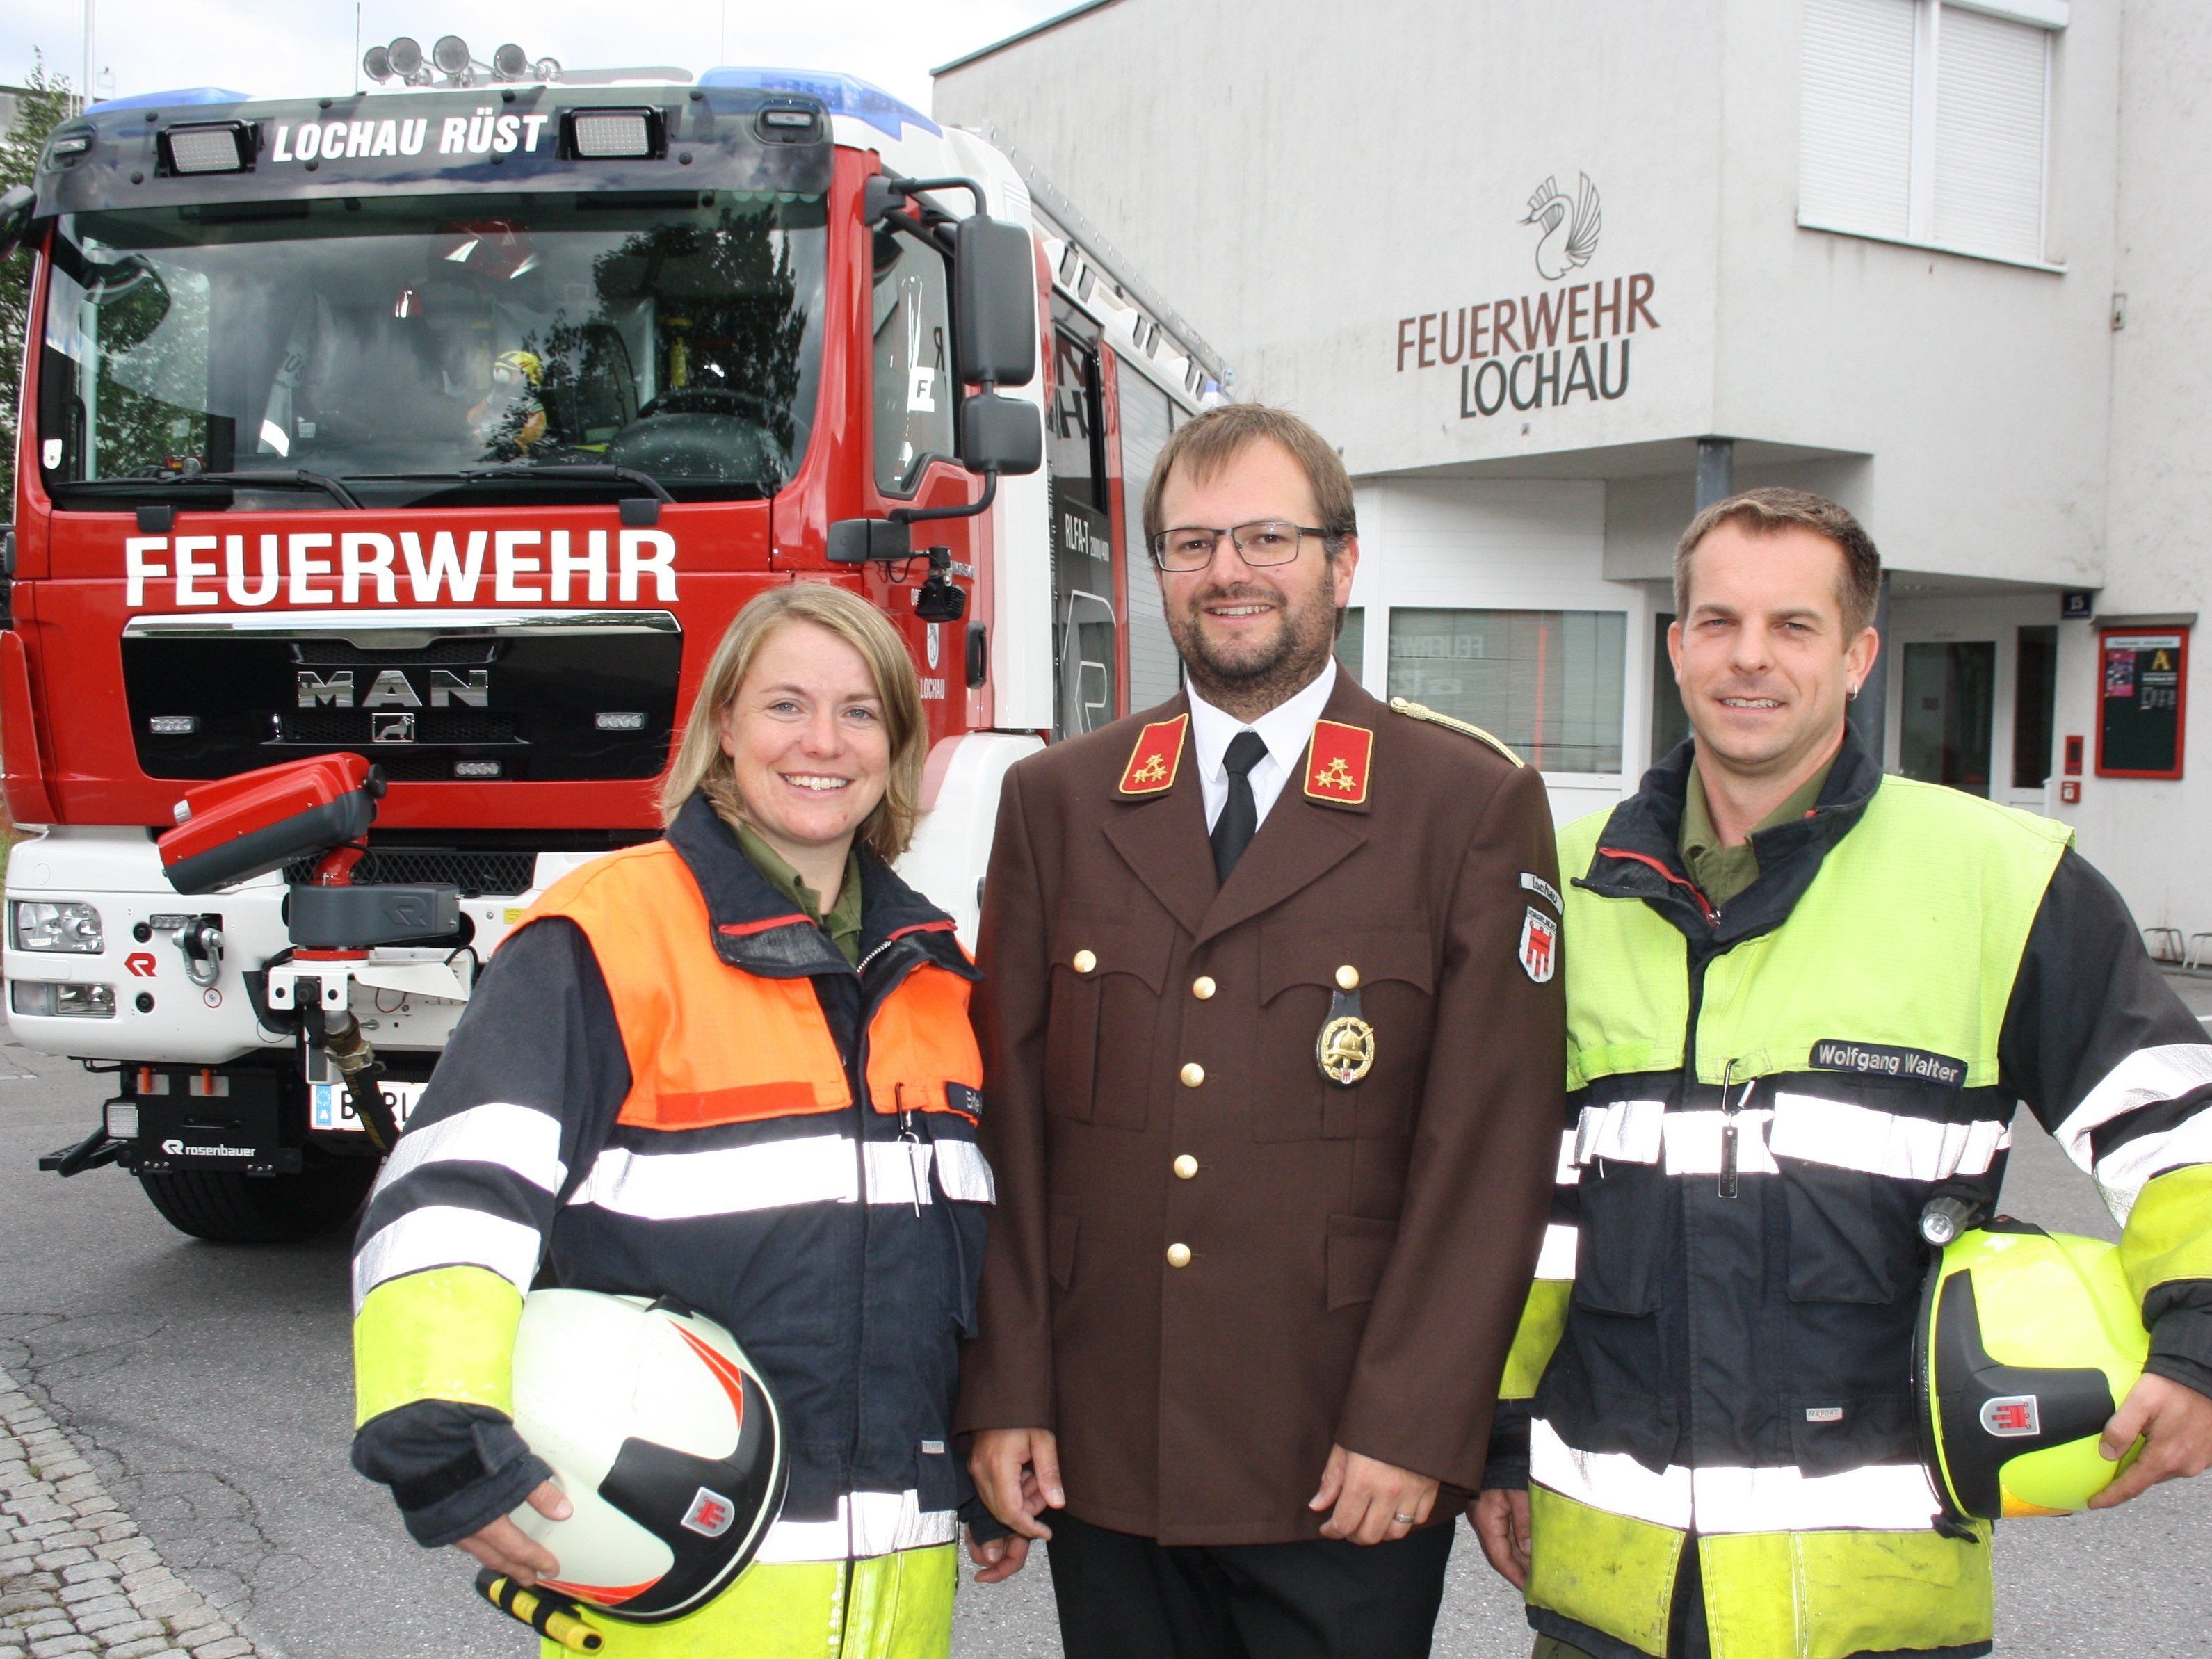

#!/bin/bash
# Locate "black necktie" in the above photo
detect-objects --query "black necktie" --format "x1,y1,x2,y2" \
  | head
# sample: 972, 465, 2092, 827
1211, 731, 1269, 883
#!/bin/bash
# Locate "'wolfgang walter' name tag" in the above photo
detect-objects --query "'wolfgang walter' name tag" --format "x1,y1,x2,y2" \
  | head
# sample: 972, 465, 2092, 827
1809, 1039, 1967, 1088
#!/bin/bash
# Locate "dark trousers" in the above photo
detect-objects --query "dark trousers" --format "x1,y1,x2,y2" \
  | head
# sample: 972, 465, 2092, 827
1047, 1510, 1455, 1659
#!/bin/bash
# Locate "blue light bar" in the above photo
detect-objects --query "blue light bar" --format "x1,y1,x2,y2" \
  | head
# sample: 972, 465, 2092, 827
696, 67, 936, 140
92, 87, 252, 112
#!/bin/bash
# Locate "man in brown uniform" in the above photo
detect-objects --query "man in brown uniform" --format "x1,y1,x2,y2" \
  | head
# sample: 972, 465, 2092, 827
959, 404, 1566, 1658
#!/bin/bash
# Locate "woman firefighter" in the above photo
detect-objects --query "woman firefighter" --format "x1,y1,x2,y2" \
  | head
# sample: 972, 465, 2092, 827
350, 584, 992, 1656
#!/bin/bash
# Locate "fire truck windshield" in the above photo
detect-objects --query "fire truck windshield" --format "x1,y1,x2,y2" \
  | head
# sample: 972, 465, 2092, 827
38, 189, 826, 505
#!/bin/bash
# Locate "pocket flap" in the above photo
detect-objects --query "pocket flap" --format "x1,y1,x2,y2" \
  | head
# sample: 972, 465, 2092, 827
1789, 1392, 1917, 1476
1261, 918, 1433, 1005
1325, 1213, 1398, 1311
1571, 1163, 1669, 1316
1048, 913, 1174, 994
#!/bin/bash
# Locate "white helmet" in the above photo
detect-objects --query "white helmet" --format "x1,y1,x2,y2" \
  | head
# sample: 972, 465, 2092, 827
507, 1290, 786, 1622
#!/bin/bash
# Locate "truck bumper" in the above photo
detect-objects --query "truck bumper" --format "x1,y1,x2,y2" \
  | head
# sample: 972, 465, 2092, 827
3, 827, 581, 1065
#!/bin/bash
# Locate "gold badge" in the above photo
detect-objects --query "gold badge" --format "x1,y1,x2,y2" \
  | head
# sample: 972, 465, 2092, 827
1316, 1014, 1376, 1086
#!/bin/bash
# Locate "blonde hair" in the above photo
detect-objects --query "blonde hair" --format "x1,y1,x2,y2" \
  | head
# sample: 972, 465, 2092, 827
660, 584, 928, 862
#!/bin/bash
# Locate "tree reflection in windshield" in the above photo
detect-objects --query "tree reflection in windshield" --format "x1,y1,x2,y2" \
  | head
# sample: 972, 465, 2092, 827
39, 191, 826, 502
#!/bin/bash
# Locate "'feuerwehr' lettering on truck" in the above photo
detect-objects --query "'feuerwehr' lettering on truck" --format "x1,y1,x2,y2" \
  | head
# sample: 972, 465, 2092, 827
121, 528, 679, 609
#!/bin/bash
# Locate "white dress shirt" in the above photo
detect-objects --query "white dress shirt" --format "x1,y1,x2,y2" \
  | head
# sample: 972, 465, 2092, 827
1186, 659, 1339, 834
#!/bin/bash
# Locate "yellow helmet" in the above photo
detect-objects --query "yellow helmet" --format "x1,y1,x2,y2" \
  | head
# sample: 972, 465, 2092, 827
1914, 1218, 2149, 1520
494, 348, 543, 389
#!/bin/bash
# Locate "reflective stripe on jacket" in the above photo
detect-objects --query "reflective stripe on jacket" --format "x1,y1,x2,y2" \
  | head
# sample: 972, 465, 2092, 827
351, 794, 990, 1565
1492, 731, 2212, 1659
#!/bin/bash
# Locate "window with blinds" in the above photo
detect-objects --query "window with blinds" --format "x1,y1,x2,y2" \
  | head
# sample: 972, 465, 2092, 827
1386, 608, 1626, 773
1798, 0, 2057, 265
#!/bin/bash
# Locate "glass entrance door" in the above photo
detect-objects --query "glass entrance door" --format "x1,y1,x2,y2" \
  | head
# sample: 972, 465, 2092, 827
1900, 641, 1996, 795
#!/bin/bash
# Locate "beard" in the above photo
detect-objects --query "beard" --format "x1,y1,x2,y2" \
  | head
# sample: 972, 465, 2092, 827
1166, 568, 1342, 719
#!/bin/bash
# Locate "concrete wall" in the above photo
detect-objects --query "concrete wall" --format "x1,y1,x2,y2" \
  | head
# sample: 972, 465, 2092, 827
1709, 0, 2120, 592
939, 0, 2120, 589
2056, 0, 2212, 934
938, 0, 1727, 472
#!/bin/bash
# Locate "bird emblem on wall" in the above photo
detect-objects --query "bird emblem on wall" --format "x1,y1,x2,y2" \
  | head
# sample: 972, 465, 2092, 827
1521, 172, 1602, 281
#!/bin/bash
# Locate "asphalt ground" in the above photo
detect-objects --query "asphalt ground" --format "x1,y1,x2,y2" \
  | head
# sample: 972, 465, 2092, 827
3, 981, 2211, 1658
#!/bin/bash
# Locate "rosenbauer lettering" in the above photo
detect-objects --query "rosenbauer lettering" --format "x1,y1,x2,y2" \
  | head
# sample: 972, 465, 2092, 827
120, 527, 679, 609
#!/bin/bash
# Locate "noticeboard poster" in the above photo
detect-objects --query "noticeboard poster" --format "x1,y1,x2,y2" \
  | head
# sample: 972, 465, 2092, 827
2097, 627, 2188, 779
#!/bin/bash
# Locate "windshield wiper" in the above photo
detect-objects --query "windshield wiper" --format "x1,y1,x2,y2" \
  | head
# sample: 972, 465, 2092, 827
70, 469, 364, 509
465, 463, 675, 503
349, 464, 675, 502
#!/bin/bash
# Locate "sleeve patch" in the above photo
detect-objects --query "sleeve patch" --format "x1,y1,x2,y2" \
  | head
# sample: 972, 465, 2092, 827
1519, 908, 1558, 983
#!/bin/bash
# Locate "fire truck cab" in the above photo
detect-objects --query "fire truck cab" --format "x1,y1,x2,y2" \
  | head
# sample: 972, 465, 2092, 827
1, 56, 1228, 1239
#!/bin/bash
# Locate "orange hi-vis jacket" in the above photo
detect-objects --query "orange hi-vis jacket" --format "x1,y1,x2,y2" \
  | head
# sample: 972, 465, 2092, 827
531, 834, 984, 1135
350, 794, 992, 1562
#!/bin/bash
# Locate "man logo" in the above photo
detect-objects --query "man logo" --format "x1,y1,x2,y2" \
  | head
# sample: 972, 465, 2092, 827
297, 669, 490, 709
681, 1486, 736, 1539
371, 712, 417, 744
1980, 1395, 2042, 1438
1521, 172, 1602, 281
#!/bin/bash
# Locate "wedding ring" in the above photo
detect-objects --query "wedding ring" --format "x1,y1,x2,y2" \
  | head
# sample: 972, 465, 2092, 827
1392, 1512, 1414, 1525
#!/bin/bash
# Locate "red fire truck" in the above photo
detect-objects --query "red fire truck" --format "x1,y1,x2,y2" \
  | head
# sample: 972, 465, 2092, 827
0, 46, 1227, 1240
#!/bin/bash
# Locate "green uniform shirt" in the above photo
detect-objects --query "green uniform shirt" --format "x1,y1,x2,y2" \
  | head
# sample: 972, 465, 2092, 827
1679, 753, 1834, 909
734, 823, 864, 966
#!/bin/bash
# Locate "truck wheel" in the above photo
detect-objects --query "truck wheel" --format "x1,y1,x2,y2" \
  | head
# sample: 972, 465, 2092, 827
136, 1156, 378, 1244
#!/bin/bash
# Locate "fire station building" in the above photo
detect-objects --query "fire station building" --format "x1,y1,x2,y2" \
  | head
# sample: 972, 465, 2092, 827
937, 0, 2212, 943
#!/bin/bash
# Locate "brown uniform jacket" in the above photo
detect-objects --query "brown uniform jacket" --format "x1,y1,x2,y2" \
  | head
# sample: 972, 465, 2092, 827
954, 674, 1565, 1544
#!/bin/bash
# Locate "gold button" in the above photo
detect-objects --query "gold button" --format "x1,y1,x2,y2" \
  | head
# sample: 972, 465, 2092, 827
1192, 975, 1217, 1000
1179, 1062, 1206, 1087
1173, 1154, 1199, 1179
1072, 950, 1097, 974
1335, 964, 1360, 991
1166, 1243, 1193, 1268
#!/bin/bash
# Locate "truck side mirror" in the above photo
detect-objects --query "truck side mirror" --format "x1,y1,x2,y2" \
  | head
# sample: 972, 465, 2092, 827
0, 186, 35, 263
953, 216, 1038, 389
958, 391, 1042, 476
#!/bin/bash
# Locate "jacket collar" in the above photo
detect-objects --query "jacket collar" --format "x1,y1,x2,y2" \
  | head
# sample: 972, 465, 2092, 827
1101, 674, 1373, 943
665, 793, 977, 981
1577, 722, 1882, 945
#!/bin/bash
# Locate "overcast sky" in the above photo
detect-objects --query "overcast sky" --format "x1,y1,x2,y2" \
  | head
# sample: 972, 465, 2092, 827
2, 0, 1070, 113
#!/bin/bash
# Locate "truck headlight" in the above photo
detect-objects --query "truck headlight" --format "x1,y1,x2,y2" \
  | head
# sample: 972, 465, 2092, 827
10, 980, 118, 1018
11, 900, 104, 953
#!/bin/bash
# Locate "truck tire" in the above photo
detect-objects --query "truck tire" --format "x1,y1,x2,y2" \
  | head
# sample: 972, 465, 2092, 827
136, 1155, 378, 1244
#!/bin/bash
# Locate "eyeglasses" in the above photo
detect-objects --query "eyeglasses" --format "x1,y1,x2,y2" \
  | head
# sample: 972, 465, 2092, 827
1147, 520, 1328, 572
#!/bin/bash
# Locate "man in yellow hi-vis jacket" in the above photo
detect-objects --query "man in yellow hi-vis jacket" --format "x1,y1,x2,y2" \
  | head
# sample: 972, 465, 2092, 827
1473, 487, 2212, 1659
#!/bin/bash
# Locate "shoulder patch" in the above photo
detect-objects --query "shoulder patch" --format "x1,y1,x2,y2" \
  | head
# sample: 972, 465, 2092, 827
1119, 715, 1189, 796
1303, 719, 1373, 806
1389, 697, 1524, 767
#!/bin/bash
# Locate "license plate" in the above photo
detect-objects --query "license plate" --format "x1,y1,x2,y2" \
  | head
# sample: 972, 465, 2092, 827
310, 1079, 428, 1134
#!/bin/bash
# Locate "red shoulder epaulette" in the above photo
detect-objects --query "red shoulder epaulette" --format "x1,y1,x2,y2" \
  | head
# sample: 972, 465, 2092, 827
1303, 719, 1373, 807
1118, 714, 1189, 796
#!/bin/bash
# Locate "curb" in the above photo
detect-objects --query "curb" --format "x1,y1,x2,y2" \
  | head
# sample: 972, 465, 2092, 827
0, 1363, 266, 1659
